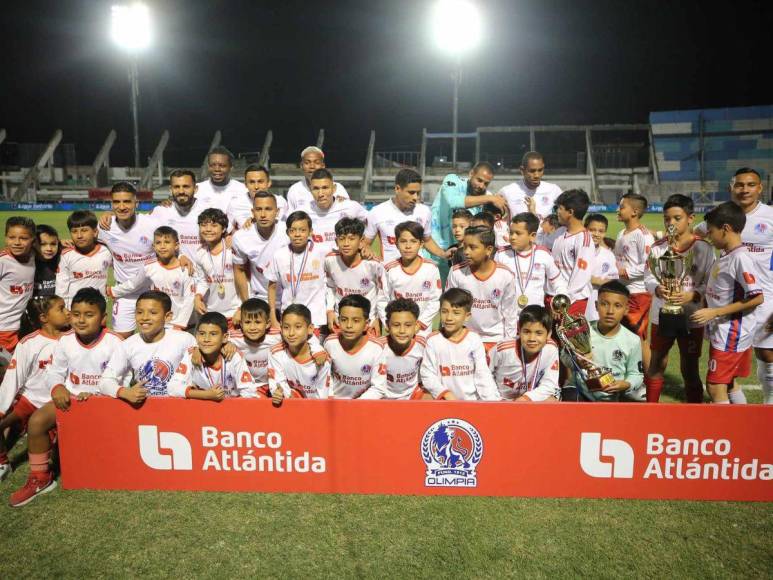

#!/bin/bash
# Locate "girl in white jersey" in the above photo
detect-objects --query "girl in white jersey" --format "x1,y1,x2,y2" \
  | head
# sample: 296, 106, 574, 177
0, 296, 70, 482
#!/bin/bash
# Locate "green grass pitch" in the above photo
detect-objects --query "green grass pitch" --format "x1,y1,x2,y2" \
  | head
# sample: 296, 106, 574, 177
0, 210, 770, 578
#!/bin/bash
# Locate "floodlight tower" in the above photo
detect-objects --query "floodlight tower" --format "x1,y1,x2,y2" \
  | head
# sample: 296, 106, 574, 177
111, 3, 151, 169
431, 0, 482, 167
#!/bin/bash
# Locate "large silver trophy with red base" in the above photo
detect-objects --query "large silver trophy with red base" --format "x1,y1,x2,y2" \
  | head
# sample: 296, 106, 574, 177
551, 294, 615, 391
647, 224, 693, 338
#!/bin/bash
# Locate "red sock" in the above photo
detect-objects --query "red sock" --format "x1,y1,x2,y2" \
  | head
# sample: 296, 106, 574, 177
28, 451, 50, 475
645, 377, 664, 403
0, 451, 8, 465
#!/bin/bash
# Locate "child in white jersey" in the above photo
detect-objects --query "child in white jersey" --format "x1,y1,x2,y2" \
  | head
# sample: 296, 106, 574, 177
361, 298, 426, 400
496, 212, 566, 315
0, 217, 36, 363
192, 208, 241, 324
693, 202, 764, 404
99, 290, 196, 398
489, 305, 560, 401
447, 208, 473, 266
644, 195, 715, 403
379, 221, 441, 337
325, 217, 383, 334
267, 211, 329, 331
324, 295, 387, 399
8, 289, 127, 507
168, 312, 257, 400
56, 211, 111, 308
583, 214, 618, 322
552, 189, 595, 317
269, 304, 331, 403
110, 226, 195, 330
446, 225, 518, 351
0, 296, 70, 482
420, 288, 500, 401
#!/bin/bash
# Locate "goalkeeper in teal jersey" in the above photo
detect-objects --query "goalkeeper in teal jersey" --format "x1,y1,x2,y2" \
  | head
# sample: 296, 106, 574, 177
563, 280, 645, 402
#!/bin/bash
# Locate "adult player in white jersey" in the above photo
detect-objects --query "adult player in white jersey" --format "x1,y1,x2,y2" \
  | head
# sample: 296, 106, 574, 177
363, 168, 448, 263
235, 165, 288, 222
149, 169, 206, 259
196, 146, 250, 228
305, 168, 368, 255
286, 146, 350, 212
232, 191, 289, 301
96, 183, 159, 336
0, 217, 36, 356
498, 151, 562, 229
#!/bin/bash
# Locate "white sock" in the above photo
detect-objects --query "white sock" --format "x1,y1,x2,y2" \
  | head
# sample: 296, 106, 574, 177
758, 361, 773, 405
728, 390, 747, 404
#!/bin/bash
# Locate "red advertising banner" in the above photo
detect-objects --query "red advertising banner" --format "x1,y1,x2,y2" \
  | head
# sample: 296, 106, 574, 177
56, 398, 773, 501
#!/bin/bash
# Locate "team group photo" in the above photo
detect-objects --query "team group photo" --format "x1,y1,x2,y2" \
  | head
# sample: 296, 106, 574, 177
1, 0, 771, 577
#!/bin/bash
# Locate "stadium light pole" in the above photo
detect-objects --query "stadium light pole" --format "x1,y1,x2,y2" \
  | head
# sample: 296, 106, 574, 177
111, 3, 151, 169
431, 0, 482, 168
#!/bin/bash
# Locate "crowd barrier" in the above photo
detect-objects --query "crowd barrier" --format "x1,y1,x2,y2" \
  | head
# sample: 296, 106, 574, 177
57, 398, 772, 501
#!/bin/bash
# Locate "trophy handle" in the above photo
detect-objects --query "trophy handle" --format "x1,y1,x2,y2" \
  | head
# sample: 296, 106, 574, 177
679, 249, 694, 285
647, 252, 662, 285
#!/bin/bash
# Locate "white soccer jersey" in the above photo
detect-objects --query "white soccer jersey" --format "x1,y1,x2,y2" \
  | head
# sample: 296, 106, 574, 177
196, 178, 249, 228
167, 350, 257, 398
704, 246, 763, 353
111, 259, 196, 329
364, 199, 432, 262
495, 245, 566, 314
741, 202, 773, 348
488, 339, 561, 401
615, 226, 655, 294
552, 229, 595, 302
308, 199, 369, 255
287, 179, 350, 212
419, 329, 500, 401
324, 335, 387, 399
229, 328, 282, 386
45, 329, 125, 396
55, 245, 112, 307
192, 245, 241, 318
228, 191, 288, 227
231, 225, 289, 300
379, 259, 442, 335
98, 213, 158, 287
586, 245, 619, 322
498, 179, 562, 223
267, 241, 328, 327
644, 236, 715, 327
0, 330, 58, 413
324, 252, 383, 320
445, 262, 518, 342
99, 329, 196, 397
360, 336, 426, 400
0, 251, 35, 331
149, 200, 206, 260
268, 342, 330, 399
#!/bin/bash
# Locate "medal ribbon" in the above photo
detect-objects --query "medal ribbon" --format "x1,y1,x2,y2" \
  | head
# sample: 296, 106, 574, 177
520, 342, 543, 393
514, 249, 537, 299
290, 241, 310, 302
205, 356, 227, 390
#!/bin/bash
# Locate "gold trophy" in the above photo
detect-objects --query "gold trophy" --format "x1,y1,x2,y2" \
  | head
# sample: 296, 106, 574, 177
647, 224, 693, 338
551, 294, 615, 391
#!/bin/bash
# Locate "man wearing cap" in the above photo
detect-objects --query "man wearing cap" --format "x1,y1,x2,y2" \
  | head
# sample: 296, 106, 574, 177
286, 146, 350, 212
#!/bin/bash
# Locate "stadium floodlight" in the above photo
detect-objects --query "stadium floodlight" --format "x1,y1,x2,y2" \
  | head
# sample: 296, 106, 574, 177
430, 0, 482, 167
111, 3, 151, 168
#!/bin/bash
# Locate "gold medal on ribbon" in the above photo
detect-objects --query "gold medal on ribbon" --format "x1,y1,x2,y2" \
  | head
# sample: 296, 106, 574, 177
517, 294, 529, 307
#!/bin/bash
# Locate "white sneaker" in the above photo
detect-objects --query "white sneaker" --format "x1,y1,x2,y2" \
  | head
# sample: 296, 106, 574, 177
0, 463, 11, 482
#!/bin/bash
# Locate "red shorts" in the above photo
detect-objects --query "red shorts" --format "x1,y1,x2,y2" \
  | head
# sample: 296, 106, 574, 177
624, 292, 651, 340
650, 324, 704, 357
0, 330, 19, 354
568, 299, 588, 317
409, 386, 426, 400
9, 395, 37, 431
706, 347, 752, 385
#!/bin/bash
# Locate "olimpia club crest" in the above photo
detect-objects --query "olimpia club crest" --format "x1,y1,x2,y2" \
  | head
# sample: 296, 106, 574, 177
421, 419, 483, 488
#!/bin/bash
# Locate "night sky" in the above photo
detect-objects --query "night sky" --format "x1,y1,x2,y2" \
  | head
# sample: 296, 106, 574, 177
1, 0, 771, 166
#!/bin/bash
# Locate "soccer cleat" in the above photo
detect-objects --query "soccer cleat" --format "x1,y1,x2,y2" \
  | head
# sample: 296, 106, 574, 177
0, 463, 11, 482
8, 473, 57, 508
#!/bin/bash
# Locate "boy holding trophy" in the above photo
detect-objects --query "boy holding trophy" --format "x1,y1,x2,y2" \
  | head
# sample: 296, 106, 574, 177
644, 195, 715, 403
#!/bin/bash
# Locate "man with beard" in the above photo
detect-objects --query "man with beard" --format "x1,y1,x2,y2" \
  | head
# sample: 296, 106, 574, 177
429, 162, 507, 279
286, 146, 350, 212
149, 169, 205, 260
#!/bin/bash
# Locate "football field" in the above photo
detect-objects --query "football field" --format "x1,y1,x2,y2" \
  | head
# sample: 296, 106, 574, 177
0, 210, 770, 578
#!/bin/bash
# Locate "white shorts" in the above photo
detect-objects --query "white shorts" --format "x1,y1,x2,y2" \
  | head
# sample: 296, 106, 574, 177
753, 299, 773, 349
112, 296, 138, 333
